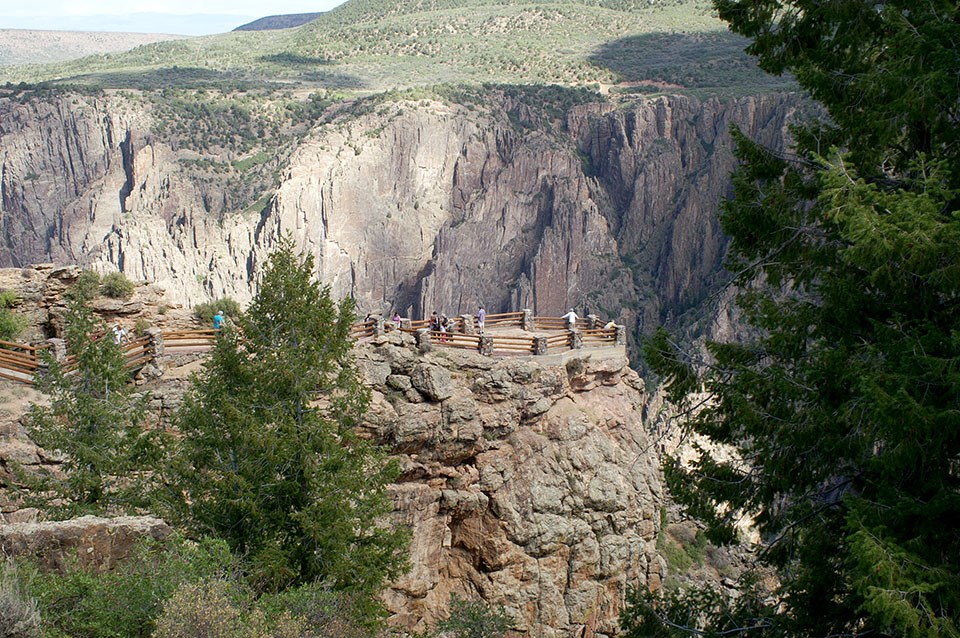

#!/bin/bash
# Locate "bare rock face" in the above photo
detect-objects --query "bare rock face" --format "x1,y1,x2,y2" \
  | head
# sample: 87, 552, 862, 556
0, 515, 172, 571
0, 91, 797, 338
356, 333, 662, 637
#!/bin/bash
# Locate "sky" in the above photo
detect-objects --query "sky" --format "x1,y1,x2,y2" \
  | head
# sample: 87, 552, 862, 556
0, 1, 347, 35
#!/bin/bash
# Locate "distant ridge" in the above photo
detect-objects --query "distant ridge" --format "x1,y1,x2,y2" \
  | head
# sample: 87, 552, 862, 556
233, 13, 324, 31
0, 29, 188, 66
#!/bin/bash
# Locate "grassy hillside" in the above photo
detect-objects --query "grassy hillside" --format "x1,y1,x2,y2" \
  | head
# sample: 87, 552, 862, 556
0, 0, 791, 96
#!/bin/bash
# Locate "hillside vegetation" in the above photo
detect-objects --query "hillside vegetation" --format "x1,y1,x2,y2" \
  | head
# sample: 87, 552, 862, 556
0, 0, 791, 96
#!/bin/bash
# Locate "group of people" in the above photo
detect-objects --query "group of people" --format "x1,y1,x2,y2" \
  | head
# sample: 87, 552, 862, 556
426, 306, 486, 337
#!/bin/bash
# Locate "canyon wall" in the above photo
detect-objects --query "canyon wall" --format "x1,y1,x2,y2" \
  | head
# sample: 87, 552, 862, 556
0, 90, 799, 342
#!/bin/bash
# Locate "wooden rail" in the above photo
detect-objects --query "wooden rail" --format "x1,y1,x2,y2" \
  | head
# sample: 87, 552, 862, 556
350, 320, 376, 340
534, 317, 588, 331
122, 337, 152, 370
490, 335, 536, 355
545, 333, 573, 352
581, 328, 617, 345
484, 311, 524, 327
423, 331, 482, 351
163, 329, 218, 350
0, 314, 622, 386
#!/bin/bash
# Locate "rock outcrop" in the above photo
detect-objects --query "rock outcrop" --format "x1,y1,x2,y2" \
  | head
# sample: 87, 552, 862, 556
0, 515, 172, 571
0, 267, 662, 637
0, 90, 799, 346
358, 331, 662, 637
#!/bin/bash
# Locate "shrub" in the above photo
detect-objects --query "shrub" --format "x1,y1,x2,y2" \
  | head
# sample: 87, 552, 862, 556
245, 609, 308, 638
0, 562, 40, 638
437, 595, 511, 638
67, 270, 101, 302
100, 272, 135, 299
192, 297, 243, 326
26, 536, 238, 638
260, 584, 376, 638
153, 579, 245, 638
0, 309, 26, 341
134, 318, 151, 336
0, 290, 19, 308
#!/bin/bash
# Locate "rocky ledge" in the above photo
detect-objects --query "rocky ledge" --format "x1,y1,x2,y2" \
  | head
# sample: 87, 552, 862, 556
356, 331, 663, 637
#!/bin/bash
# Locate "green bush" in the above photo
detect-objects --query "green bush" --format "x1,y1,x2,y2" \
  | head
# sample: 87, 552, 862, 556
0, 290, 19, 308
437, 595, 511, 638
0, 562, 40, 638
153, 579, 246, 638
156, 580, 313, 638
67, 271, 101, 302
100, 272, 135, 299
260, 584, 377, 638
26, 536, 238, 638
192, 297, 243, 325
134, 318, 151, 337
0, 309, 26, 341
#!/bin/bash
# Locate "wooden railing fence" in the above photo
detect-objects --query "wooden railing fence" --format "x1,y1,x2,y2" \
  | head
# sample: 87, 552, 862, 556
0, 313, 623, 386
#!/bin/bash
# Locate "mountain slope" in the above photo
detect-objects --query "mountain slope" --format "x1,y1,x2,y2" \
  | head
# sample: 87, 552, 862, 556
0, 0, 789, 96
234, 13, 325, 31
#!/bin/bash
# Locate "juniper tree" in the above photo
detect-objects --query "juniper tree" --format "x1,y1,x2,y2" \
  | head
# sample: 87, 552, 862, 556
632, 1, 960, 637
26, 301, 156, 514
168, 239, 408, 601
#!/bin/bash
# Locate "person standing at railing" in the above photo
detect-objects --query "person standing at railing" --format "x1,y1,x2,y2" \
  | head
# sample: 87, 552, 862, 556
213, 310, 225, 330
561, 308, 579, 330
112, 323, 128, 345
439, 314, 449, 342
475, 305, 486, 335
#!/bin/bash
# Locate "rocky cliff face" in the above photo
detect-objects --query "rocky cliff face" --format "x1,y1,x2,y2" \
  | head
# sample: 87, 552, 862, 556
356, 332, 661, 636
0, 90, 798, 344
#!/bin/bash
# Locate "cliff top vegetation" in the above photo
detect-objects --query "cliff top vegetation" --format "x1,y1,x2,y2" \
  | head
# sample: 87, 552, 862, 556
0, 0, 793, 97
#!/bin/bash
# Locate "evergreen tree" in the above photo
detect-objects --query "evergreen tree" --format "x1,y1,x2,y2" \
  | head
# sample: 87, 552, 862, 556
633, 1, 960, 637
26, 302, 156, 514
168, 239, 408, 600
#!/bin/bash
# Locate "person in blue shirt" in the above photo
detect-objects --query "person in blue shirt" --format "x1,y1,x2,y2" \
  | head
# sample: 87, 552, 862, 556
213, 310, 225, 330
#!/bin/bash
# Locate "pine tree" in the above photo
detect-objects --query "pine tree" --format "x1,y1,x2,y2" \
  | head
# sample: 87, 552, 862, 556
168, 239, 408, 599
26, 301, 156, 514
632, 1, 960, 637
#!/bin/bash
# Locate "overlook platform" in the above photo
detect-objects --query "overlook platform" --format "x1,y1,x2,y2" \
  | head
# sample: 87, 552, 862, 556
0, 311, 624, 386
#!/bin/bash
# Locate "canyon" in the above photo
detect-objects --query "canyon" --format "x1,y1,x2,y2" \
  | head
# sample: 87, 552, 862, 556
0, 85, 800, 634
0, 89, 799, 345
